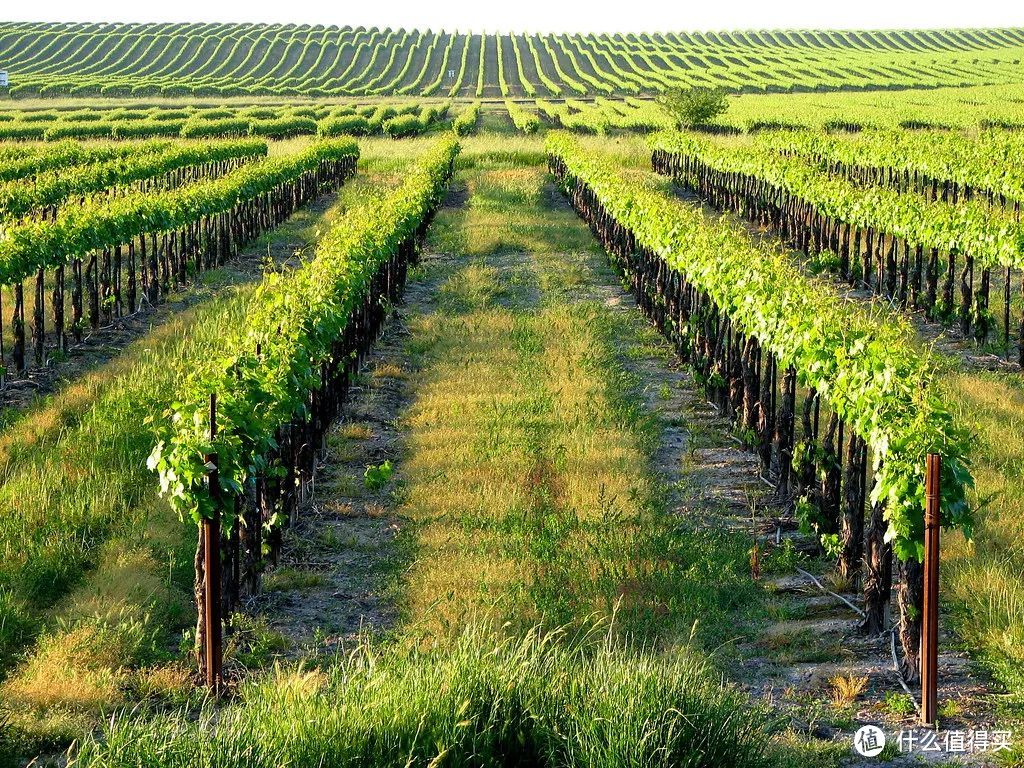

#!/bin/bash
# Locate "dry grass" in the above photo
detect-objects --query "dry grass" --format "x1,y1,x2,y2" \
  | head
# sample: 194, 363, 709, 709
61, 541, 172, 624
371, 362, 406, 379
340, 423, 374, 440
4, 624, 126, 712
829, 674, 869, 707
0, 524, 189, 742
398, 165, 654, 634
134, 663, 193, 701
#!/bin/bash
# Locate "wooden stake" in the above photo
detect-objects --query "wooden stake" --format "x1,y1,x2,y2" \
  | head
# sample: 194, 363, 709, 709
202, 393, 222, 693
922, 453, 941, 725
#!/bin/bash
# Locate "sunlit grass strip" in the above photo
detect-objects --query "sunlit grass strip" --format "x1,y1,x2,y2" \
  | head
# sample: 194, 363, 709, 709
941, 371, 1024, 699
72, 624, 774, 768
0, 288, 254, 666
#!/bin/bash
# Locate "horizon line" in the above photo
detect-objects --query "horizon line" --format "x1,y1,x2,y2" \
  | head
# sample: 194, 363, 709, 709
2, 19, 1024, 34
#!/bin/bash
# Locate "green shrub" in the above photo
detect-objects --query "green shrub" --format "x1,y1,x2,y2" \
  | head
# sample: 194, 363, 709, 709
656, 86, 730, 129
453, 103, 481, 136
318, 115, 371, 137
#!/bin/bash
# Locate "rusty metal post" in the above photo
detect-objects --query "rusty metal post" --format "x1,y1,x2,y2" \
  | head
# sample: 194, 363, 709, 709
921, 453, 941, 725
202, 393, 222, 693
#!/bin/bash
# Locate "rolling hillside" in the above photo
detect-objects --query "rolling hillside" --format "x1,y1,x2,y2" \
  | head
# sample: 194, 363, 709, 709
1, 23, 1023, 98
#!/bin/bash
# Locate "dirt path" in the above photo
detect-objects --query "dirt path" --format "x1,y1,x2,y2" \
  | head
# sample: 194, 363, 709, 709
249, 315, 411, 654
248, 202, 462, 654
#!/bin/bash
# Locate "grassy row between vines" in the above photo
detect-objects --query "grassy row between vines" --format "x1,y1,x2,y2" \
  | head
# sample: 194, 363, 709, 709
943, 372, 1024, 710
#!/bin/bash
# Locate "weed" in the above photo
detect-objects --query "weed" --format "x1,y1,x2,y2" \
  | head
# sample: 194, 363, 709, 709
829, 673, 868, 707
340, 422, 373, 440
763, 538, 806, 575
223, 614, 289, 670
262, 568, 327, 593
882, 691, 917, 717
939, 698, 964, 720
363, 461, 394, 491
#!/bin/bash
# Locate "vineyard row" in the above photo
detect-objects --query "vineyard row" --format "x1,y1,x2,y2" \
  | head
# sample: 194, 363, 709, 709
147, 137, 460, 675
3, 24, 1024, 98
547, 131, 971, 679
0, 140, 359, 373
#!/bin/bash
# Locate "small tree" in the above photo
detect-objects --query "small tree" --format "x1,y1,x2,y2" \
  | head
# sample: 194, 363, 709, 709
656, 87, 729, 129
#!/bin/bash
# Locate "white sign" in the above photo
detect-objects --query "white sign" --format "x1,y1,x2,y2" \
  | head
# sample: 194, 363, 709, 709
0, 72, 8, 88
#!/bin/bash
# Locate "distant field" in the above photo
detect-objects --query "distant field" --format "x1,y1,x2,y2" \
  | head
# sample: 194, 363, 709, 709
3, 84, 1024, 143
1, 23, 1024, 98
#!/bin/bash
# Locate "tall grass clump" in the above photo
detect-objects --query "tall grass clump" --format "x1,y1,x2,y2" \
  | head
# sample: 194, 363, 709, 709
73, 624, 773, 768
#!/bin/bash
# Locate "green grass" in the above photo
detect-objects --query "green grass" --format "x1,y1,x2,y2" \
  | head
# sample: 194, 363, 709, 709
73, 623, 778, 768
943, 370, 1024, 709
0, 288, 252, 666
